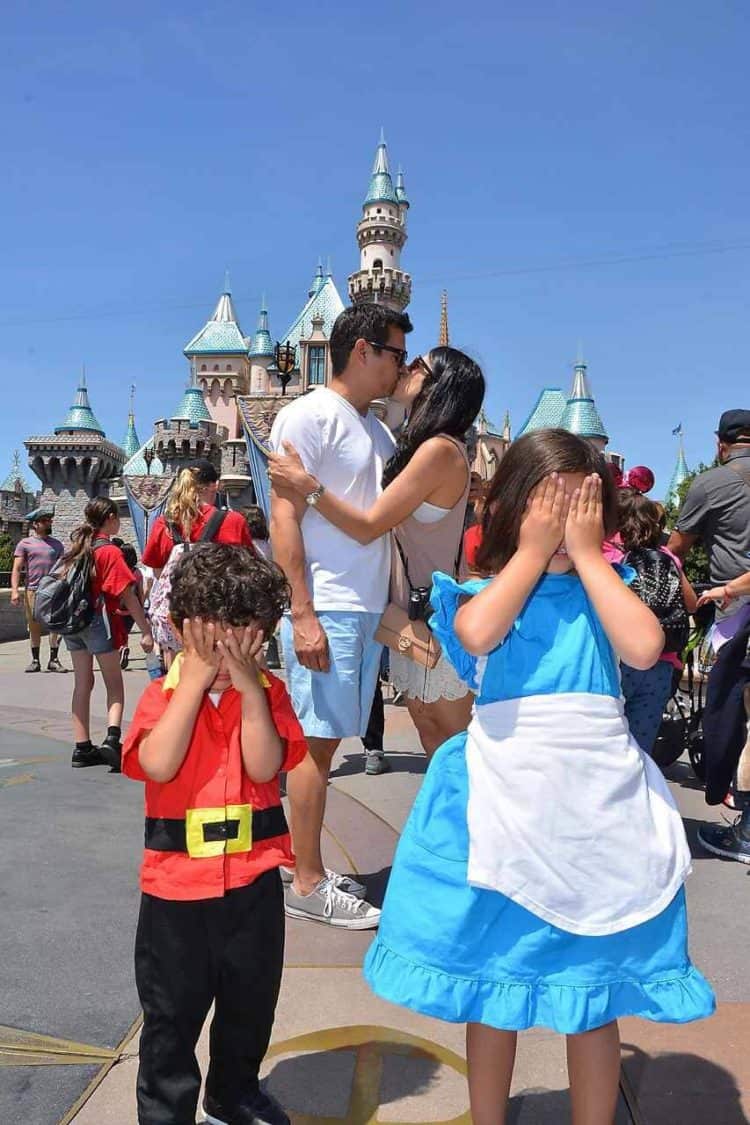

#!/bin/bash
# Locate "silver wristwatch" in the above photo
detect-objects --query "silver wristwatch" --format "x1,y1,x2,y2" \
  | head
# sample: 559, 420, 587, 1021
304, 483, 326, 507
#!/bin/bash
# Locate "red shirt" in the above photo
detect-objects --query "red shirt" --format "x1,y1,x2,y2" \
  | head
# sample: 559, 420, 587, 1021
463, 524, 483, 570
142, 505, 252, 569
93, 538, 136, 649
122, 668, 307, 901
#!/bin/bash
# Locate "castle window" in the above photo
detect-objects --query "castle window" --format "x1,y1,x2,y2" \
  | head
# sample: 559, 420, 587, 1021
308, 345, 325, 386
213, 364, 219, 372
226, 364, 232, 371
200, 364, 207, 371
373, 258, 383, 270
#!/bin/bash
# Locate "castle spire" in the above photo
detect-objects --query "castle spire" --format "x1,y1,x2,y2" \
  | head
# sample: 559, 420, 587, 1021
308, 259, 326, 298
183, 279, 247, 356
121, 383, 140, 457
666, 427, 690, 505
395, 166, 410, 207
55, 375, 105, 436
349, 133, 411, 312
560, 356, 608, 445
249, 294, 274, 358
439, 290, 449, 347
364, 130, 398, 205
502, 410, 511, 442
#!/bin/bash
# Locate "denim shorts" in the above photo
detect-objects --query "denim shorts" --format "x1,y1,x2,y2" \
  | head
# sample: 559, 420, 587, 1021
64, 610, 114, 655
280, 611, 383, 739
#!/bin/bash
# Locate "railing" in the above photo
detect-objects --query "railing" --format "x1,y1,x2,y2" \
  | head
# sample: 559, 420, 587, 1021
0, 572, 12, 589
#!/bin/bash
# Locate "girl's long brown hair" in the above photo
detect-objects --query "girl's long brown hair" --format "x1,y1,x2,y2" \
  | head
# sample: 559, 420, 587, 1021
617, 488, 662, 550
61, 497, 118, 569
475, 429, 619, 575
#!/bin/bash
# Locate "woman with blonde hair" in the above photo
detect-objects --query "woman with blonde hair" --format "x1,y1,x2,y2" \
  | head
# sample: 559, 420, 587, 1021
142, 460, 253, 663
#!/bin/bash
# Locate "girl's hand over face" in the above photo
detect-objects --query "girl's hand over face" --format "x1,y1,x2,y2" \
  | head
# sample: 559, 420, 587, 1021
217, 626, 266, 695
565, 474, 604, 562
180, 618, 221, 691
518, 473, 570, 562
266, 441, 316, 495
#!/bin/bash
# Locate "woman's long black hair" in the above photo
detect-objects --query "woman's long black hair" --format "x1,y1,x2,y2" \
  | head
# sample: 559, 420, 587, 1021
382, 346, 485, 487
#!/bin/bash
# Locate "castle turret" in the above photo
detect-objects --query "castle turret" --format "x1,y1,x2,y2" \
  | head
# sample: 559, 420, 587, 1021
348, 131, 411, 311
559, 359, 608, 451
26, 376, 125, 543
184, 276, 250, 438
666, 428, 690, 506
248, 296, 276, 395
121, 386, 140, 458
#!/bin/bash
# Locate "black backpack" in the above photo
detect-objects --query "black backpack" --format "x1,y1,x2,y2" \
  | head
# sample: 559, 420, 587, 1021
623, 547, 690, 655
33, 538, 109, 636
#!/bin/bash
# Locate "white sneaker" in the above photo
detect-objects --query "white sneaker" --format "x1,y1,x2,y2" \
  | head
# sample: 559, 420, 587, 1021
280, 865, 366, 899
284, 876, 381, 929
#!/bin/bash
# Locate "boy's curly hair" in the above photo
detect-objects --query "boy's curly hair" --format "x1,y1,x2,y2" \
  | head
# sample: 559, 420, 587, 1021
169, 544, 289, 637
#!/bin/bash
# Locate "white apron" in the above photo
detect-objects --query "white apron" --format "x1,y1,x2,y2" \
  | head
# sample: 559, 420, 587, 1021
465, 692, 692, 936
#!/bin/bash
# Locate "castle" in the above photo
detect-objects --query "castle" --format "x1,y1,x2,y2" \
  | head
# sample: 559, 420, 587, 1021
22, 134, 683, 549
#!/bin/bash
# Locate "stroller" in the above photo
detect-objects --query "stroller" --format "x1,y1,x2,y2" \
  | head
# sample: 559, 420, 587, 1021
651, 595, 715, 778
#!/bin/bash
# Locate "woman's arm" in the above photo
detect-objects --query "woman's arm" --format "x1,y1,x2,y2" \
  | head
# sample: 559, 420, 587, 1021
121, 585, 154, 652
269, 437, 467, 544
698, 571, 750, 609
567, 477, 664, 670
455, 475, 569, 655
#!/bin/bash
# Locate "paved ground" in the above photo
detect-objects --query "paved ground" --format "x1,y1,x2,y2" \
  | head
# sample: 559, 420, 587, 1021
0, 637, 748, 1124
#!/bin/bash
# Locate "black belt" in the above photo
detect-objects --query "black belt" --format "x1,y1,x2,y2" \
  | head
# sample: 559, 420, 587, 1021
145, 805, 288, 853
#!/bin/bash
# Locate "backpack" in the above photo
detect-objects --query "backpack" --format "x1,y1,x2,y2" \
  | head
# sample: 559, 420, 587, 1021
623, 547, 690, 655
33, 539, 109, 636
148, 509, 227, 650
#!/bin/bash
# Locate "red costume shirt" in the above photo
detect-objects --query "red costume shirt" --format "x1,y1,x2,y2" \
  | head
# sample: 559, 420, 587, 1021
142, 506, 252, 569
122, 664, 307, 902
93, 538, 136, 649
463, 524, 482, 570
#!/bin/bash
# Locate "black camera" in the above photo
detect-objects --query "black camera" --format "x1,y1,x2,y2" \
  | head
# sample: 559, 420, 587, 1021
408, 587, 433, 623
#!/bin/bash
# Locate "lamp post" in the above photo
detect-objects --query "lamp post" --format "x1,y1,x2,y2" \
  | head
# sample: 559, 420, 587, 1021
273, 341, 296, 396
143, 446, 154, 475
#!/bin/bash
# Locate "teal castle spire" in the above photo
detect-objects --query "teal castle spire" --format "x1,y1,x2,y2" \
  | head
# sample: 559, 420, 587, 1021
121, 385, 140, 457
171, 362, 212, 427
249, 295, 274, 358
560, 358, 608, 445
54, 371, 105, 436
666, 428, 690, 505
364, 127, 399, 205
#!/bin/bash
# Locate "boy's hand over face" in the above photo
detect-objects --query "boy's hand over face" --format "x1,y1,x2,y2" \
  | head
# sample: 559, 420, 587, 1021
180, 618, 221, 692
217, 626, 266, 695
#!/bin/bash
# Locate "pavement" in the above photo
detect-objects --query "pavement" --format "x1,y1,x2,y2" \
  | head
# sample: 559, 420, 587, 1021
0, 636, 748, 1124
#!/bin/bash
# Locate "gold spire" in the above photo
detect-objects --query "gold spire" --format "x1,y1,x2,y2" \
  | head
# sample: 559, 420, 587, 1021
439, 290, 449, 347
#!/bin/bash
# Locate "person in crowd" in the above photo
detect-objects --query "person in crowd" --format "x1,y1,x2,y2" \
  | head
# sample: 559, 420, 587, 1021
245, 504, 273, 560
607, 488, 697, 755
464, 477, 488, 572
11, 507, 67, 673
142, 460, 252, 665
122, 544, 306, 1125
269, 303, 411, 928
269, 344, 485, 759
117, 543, 145, 670
62, 499, 154, 771
668, 409, 750, 649
364, 429, 714, 1125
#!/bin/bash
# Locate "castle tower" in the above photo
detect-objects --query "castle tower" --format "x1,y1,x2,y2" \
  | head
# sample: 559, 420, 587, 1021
348, 131, 411, 311
121, 385, 140, 459
25, 375, 125, 543
666, 427, 690, 506
0, 450, 37, 544
439, 291, 449, 346
152, 365, 227, 476
559, 358, 609, 452
184, 275, 250, 438
248, 295, 276, 394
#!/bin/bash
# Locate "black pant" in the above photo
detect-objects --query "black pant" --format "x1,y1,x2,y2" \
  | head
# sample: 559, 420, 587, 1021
361, 678, 384, 753
135, 869, 284, 1125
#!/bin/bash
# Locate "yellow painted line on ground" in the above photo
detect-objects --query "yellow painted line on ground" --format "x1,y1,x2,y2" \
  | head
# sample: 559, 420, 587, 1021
265, 1025, 471, 1124
0, 1026, 118, 1067
321, 821, 361, 877
57, 1014, 144, 1125
0, 773, 36, 788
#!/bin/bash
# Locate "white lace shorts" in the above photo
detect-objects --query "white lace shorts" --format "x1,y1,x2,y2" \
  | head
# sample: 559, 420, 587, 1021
389, 651, 471, 704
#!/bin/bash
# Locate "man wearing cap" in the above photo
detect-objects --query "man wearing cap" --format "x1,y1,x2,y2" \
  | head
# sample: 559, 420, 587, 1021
668, 409, 750, 643
11, 508, 67, 673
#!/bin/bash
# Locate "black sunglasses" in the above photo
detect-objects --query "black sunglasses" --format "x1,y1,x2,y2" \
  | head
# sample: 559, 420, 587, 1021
410, 355, 435, 380
366, 340, 408, 367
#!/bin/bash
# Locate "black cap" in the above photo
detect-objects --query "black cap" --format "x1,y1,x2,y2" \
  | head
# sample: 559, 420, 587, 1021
189, 459, 219, 483
717, 410, 750, 443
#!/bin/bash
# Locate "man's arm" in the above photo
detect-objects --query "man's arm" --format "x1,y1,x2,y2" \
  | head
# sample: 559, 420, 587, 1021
666, 529, 698, 560
10, 557, 24, 606
270, 487, 330, 672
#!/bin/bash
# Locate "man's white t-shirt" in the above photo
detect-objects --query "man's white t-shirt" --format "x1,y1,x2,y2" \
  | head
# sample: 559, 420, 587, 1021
270, 386, 395, 613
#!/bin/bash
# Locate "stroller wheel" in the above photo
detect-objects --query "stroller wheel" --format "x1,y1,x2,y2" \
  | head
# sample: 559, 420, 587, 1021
652, 714, 687, 770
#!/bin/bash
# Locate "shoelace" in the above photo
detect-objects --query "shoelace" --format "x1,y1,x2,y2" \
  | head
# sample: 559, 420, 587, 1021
321, 878, 367, 918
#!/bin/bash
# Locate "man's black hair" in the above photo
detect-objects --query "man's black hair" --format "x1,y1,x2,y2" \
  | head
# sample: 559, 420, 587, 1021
329, 304, 412, 376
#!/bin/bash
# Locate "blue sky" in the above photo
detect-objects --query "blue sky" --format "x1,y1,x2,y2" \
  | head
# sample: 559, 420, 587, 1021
3, 1, 748, 495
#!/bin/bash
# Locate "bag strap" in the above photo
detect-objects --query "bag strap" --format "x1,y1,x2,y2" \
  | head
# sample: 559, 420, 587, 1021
394, 529, 464, 592
92, 538, 110, 549
198, 507, 228, 543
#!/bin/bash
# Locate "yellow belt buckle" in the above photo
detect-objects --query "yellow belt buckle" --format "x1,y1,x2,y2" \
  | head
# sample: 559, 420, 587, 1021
185, 804, 253, 858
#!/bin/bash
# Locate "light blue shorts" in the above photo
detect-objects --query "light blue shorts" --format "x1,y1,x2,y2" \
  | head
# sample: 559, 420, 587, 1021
64, 610, 113, 655
281, 611, 383, 739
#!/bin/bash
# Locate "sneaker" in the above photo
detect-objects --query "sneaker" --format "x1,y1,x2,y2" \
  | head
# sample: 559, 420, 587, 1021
279, 865, 366, 899
25, 659, 41, 673
284, 876, 381, 929
120, 647, 129, 670
71, 745, 107, 768
47, 657, 67, 673
365, 750, 391, 776
203, 1088, 290, 1125
99, 735, 122, 773
697, 818, 750, 864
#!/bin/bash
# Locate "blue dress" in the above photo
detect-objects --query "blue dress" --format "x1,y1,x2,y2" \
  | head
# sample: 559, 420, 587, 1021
364, 571, 715, 1033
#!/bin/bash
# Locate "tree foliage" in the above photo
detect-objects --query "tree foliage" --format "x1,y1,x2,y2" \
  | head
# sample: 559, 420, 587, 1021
0, 533, 15, 573
663, 462, 715, 586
